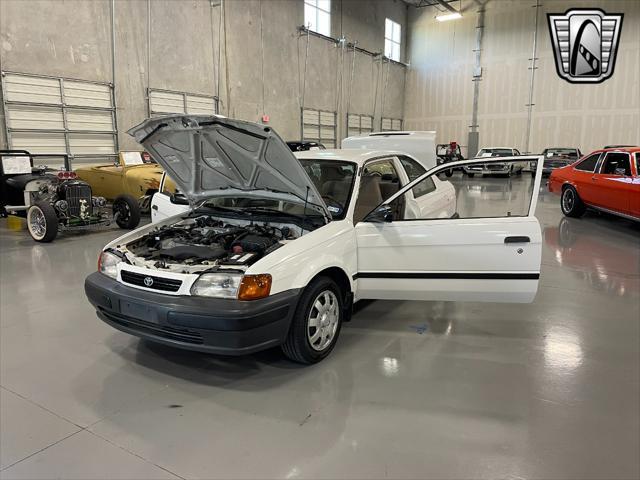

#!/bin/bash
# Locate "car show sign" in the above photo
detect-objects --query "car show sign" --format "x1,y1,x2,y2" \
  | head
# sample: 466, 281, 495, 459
547, 9, 623, 84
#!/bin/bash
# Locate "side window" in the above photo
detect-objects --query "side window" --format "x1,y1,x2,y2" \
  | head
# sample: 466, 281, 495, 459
635, 153, 640, 175
383, 157, 539, 221
397, 155, 426, 181
354, 159, 401, 223
600, 153, 631, 176
161, 175, 177, 195
574, 153, 601, 172
412, 177, 436, 198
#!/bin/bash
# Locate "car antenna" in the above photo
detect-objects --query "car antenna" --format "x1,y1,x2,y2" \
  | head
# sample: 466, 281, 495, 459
301, 185, 310, 236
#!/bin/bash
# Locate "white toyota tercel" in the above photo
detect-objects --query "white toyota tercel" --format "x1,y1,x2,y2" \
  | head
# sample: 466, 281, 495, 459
85, 115, 544, 364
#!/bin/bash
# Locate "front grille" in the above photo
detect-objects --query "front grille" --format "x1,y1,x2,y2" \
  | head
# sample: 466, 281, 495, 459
66, 184, 92, 217
121, 270, 183, 292
486, 163, 506, 170
99, 308, 203, 345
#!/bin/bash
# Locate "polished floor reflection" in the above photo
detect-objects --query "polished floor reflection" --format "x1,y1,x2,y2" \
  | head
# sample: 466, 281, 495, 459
1, 175, 639, 479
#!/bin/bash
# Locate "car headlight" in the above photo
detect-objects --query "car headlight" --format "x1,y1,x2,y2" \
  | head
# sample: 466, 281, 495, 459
98, 250, 120, 279
191, 272, 243, 298
190, 273, 272, 300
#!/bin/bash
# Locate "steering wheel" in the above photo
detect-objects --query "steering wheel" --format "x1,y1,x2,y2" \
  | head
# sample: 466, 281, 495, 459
367, 171, 383, 177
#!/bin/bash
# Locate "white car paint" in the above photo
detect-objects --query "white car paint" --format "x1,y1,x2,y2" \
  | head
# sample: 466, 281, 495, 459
124, 152, 543, 305
341, 131, 437, 170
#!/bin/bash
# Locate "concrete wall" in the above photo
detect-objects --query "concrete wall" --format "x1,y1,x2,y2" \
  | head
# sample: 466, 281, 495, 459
404, 0, 640, 156
0, 0, 407, 153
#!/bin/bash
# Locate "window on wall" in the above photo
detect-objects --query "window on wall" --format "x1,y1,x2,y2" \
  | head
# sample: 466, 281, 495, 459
381, 118, 403, 131
384, 18, 401, 62
301, 108, 336, 148
304, 0, 331, 37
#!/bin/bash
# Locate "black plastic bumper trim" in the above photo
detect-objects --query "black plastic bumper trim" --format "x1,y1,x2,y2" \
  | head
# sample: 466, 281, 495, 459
352, 272, 540, 280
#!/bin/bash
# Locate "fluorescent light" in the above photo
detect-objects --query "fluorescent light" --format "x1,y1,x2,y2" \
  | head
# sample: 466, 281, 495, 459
436, 12, 462, 22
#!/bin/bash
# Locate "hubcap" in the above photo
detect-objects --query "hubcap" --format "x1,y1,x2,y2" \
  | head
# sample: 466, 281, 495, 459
307, 290, 340, 352
562, 189, 574, 212
28, 207, 46, 239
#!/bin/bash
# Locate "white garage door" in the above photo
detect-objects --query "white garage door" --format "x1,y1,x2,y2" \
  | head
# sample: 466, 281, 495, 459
381, 117, 403, 131
1, 72, 117, 167
301, 108, 337, 148
148, 89, 218, 116
347, 113, 374, 137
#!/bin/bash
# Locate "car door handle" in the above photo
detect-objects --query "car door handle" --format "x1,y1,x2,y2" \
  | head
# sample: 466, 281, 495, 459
504, 236, 530, 244
152, 205, 158, 210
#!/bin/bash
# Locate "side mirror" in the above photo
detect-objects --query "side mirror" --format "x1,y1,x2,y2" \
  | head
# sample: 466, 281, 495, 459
364, 204, 394, 223
170, 193, 189, 205
614, 167, 627, 176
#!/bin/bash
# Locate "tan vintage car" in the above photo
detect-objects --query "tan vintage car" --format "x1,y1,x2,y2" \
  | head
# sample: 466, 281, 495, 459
75, 151, 165, 211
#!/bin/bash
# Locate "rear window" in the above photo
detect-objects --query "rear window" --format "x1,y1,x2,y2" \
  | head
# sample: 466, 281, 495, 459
574, 153, 600, 172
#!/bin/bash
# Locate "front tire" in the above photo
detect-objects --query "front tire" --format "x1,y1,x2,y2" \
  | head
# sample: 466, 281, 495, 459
113, 194, 141, 229
27, 202, 58, 242
282, 277, 343, 364
561, 186, 586, 218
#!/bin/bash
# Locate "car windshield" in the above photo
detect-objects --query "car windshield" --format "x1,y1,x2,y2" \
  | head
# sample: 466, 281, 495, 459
478, 148, 512, 157
545, 148, 578, 157
298, 159, 357, 220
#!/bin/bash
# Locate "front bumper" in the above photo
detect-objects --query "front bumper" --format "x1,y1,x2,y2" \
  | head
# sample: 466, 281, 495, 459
85, 272, 300, 355
464, 165, 511, 175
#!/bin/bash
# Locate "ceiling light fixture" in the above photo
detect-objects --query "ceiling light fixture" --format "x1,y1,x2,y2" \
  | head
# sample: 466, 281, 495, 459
436, 12, 462, 22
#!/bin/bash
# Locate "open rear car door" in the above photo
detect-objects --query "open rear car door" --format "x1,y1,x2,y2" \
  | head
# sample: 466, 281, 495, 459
354, 156, 544, 303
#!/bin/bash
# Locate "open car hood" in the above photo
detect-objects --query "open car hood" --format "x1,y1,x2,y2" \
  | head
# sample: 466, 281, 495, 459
128, 115, 329, 219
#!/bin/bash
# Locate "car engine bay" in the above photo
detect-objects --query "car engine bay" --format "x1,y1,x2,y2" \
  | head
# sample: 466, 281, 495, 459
122, 215, 302, 273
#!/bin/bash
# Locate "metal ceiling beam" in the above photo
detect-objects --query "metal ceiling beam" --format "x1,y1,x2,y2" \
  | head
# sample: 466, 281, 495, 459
434, 0, 459, 14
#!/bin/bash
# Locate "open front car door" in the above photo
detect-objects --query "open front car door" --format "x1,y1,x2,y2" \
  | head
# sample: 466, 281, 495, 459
354, 155, 544, 303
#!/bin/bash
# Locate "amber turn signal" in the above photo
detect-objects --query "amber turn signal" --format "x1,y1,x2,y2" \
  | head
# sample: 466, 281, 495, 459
238, 274, 272, 300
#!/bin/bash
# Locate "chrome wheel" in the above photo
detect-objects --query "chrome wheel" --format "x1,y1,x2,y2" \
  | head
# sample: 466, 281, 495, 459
27, 206, 46, 240
307, 290, 340, 351
562, 188, 574, 213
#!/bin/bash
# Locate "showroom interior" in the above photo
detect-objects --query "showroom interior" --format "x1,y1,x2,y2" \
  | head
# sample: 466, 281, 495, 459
0, 0, 638, 478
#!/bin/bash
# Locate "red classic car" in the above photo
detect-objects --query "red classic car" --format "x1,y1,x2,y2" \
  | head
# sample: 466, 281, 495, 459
548, 147, 640, 222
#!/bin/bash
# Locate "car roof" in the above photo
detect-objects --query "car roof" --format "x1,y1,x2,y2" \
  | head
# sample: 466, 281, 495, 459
597, 146, 640, 154
479, 147, 516, 150
293, 149, 414, 166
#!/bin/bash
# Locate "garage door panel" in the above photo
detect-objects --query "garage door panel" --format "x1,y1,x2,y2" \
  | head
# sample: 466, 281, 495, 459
3, 74, 62, 105
11, 132, 67, 154
186, 95, 216, 115
69, 134, 116, 155
63, 81, 113, 108
66, 109, 114, 132
6, 105, 65, 130
149, 91, 185, 115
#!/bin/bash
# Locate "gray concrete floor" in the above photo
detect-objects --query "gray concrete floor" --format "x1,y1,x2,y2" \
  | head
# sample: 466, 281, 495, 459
1, 176, 639, 479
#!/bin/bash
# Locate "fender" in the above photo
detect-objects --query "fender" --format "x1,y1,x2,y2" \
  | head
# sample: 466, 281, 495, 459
246, 220, 357, 296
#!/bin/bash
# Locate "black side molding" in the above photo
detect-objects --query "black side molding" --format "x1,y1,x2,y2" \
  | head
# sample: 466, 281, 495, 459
504, 236, 530, 244
352, 272, 540, 280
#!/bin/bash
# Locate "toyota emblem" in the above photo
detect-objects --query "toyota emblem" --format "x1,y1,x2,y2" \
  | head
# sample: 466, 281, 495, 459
143, 276, 154, 287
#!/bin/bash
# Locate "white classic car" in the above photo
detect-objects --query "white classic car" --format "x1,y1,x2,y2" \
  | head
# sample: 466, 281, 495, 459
85, 116, 543, 364
463, 147, 525, 177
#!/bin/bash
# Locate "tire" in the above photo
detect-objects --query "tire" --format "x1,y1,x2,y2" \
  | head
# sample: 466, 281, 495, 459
113, 194, 141, 229
467, 173, 475, 178
445, 168, 453, 177
531, 171, 536, 178
282, 276, 344, 364
27, 202, 58, 242
561, 186, 586, 218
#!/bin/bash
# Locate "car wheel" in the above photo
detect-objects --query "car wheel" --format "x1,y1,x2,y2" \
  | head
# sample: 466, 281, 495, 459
282, 276, 343, 364
467, 173, 475, 178
561, 186, 586, 218
113, 194, 141, 229
27, 202, 58, 242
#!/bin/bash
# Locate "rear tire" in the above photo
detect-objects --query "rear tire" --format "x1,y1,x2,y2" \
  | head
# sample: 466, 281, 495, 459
27, 202, 58, 242
282, 276, 343, 364
561, 186, 586, 218
113, 194, 141, 229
